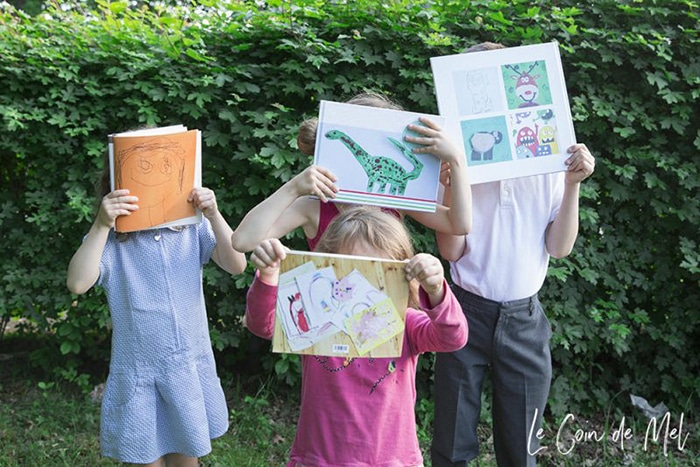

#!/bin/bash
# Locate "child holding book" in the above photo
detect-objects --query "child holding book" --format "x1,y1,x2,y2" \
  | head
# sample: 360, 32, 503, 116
66, 165, 246, 466
430, 42, 596, 467
230, 91, 472, 253
245, 206, 468, 466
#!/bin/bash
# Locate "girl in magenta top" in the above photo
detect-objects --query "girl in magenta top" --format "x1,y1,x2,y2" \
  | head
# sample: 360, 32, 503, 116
245, 207, 468, 467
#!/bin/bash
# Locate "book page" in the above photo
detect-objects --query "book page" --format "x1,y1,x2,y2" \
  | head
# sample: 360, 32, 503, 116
272, 250, 410, 358
431, 42, 576, 184
313, 101, 443, 213
108, 127, 201, 232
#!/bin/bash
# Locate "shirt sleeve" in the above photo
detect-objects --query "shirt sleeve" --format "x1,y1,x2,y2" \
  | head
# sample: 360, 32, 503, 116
404, 280, 468, 355
244, 272, 278, 340
198, 217, 217, 265
549, 171, 566, 223
96, 231, 115, 287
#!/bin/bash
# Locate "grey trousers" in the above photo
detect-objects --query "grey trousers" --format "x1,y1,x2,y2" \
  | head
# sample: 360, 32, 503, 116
431, 284, 552, 467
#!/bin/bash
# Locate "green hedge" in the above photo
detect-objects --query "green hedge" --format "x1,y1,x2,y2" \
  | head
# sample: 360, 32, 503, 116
1, 0, 697, 418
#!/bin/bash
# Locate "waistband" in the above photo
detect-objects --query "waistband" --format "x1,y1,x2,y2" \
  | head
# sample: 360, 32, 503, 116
451, 283, 538, 313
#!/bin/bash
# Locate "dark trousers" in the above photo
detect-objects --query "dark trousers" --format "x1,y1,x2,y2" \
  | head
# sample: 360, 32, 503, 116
431, 284, 552, 467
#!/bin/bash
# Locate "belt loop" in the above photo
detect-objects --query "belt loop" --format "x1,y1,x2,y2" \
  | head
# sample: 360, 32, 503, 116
529, 295, 536, 316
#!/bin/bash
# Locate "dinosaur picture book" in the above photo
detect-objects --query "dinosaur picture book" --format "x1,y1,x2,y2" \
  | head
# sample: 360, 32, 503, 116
109, 124, 202, 233
430, 41, 577, 184
314, 101, 444, 212
271, 250, 410, 358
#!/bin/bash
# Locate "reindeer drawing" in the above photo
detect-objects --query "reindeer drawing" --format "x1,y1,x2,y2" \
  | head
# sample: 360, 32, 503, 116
505, 62, 542, 108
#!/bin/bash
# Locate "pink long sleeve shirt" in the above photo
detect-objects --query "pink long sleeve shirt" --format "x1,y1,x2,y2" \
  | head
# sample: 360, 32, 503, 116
245, 275, 468, 467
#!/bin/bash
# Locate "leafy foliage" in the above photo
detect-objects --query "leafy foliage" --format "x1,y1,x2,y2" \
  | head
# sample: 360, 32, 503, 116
0, 0, 697, 421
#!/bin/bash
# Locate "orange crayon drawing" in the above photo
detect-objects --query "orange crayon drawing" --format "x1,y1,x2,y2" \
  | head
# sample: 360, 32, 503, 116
109, 125, 201, 232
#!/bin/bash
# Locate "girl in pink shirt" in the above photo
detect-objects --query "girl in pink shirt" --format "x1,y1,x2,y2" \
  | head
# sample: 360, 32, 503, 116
245, 207, 468, 467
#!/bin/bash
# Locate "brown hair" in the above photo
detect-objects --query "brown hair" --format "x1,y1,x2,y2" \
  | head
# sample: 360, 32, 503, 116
463, 41, 506, 53
296, 91, 404, 156
97, 151, 112, 199
315, 206, 420, 308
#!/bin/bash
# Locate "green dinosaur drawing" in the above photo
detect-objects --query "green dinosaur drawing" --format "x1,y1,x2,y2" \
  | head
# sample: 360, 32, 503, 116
325, 130, 424, 196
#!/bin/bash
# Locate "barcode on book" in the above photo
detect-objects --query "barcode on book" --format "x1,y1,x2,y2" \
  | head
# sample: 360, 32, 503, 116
332, 344, 350, 354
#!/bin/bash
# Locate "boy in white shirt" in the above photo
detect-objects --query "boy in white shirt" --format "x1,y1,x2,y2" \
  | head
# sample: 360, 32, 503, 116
430, 42, 596, 467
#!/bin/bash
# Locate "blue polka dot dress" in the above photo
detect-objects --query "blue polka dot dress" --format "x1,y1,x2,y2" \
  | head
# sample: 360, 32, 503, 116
97, 218, 228, 463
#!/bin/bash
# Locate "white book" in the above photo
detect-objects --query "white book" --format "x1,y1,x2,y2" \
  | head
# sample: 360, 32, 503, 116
431, 41, 577, 184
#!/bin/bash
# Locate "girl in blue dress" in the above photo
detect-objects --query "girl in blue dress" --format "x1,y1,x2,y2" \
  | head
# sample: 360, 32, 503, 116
67, 170, 246, 466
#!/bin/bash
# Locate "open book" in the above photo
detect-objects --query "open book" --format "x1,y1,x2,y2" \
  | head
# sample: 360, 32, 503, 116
314, 101, 444, 212
431, 41, 576, 184
109, 124, 202, 232
272, 250, 410, 358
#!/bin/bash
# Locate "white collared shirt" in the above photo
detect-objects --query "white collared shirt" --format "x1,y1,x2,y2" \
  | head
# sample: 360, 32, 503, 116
450, 172, 564, 302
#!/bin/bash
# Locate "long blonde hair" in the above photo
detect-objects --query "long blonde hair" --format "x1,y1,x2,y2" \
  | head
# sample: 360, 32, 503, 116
315, 206, 420, 308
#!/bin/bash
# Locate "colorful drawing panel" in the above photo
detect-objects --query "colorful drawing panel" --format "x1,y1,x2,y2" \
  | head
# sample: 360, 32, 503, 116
272, 250, 410, 358
502, 60, 553, 110
431, 42, 576, 184
314, 101, 444, 212
461, 116, 511, 166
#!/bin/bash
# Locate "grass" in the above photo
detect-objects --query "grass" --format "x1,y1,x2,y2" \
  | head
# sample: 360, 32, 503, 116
1, 341, 698, 466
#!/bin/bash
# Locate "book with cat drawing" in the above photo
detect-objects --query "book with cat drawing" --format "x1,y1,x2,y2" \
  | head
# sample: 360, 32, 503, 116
272, 250, 410, 358
108, 124, 202, 233
313, 101, 444, 213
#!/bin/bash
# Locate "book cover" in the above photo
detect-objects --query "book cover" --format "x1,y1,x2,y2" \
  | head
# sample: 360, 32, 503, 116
109, 125, 202, 232
431, 41, 576, 184
313, 101, 444, 213
272, 250, 410, 358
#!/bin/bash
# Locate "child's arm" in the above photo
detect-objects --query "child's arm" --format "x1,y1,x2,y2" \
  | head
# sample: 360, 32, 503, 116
244, 238, 287, 339
545, 144, 595, 258
431, 153, 469, 262
403, 117, 472, 236
189, 187, 246, 275
66, 189, 138, 294
231, 166, 338, 252
404, 253, 468, 353
436, 230, 467, 263
434, 156, 469, 262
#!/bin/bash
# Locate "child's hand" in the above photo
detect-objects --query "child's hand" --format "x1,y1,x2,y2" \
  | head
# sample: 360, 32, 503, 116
292, 165, 338, 202
564, 144, 595, 185
189, 187, 219, 218
251, 239, 287, 283
439, 161, 452, 187
404, 117, 464, 165
97, 189, 138, 228
405, 253, 445, 306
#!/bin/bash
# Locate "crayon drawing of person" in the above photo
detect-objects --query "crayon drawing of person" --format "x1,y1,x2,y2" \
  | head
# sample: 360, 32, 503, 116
115, 139, 187, 227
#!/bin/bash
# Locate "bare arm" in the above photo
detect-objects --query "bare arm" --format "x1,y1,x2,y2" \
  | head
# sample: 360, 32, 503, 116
545, 143, 595, 258
231, 166, 337, 252
403, 117, 472, 236
189, 187, 246, 275
66, 189, 138, 294
434, 156, 469, 262
436, 232, 468, 263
